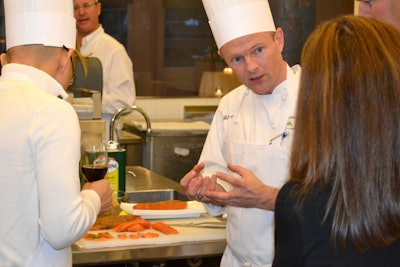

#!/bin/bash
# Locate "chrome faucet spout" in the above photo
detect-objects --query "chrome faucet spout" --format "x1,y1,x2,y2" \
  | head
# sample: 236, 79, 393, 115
109, 105, 152, 141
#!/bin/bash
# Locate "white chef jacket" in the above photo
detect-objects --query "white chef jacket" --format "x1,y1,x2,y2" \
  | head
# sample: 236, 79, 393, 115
0, 63, 101, 267
80, 25, 136, 139
200, 64, 301, 267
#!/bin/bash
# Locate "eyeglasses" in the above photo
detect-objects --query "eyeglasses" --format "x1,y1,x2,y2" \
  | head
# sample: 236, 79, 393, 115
63, 46, 75, 86
69, 57, 75, 87
74, 1, 97, 13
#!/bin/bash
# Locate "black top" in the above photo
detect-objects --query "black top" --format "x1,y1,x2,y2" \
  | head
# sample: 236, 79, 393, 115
273, 181, 400, 267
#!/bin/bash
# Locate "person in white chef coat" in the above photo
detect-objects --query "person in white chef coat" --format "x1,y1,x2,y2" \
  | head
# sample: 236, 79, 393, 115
0, 0, 112, 266
180, 1, 301, 266
73, 0, 136, 140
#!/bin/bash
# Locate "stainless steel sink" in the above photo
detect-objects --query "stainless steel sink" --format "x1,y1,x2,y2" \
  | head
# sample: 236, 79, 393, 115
126, 189, 188, 203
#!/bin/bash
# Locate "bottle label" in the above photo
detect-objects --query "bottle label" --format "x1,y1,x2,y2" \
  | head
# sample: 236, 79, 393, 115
106, 148, 126, 196
106, 157, 119, 197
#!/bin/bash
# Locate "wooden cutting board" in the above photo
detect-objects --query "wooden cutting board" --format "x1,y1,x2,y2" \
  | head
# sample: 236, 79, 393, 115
75, 214, 226, 249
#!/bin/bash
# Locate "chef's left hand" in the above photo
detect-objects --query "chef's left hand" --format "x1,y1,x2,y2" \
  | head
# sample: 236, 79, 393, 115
204, 163, 279, 211
180, 162, 224, 206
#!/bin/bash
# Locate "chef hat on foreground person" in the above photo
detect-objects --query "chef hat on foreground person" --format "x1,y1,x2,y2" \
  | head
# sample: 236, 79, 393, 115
202, 0, 276, 49
4, 0, 76, 50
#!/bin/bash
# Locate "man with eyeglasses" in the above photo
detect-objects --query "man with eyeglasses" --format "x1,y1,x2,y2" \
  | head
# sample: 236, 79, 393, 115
357, 0, 400, 31
0, 0, 113, 266
73, 0, 136, 140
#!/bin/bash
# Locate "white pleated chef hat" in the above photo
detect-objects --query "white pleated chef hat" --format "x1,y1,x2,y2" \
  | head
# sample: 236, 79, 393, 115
202, 0, 276, 49
4, 0, 76, 50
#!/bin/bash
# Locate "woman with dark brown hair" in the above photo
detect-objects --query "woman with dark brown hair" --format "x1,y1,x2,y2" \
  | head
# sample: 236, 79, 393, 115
273, 15, 400, 266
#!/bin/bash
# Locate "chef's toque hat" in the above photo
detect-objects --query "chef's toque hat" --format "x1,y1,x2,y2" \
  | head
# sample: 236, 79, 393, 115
202, 0, 276, 49
4, 0, 76, 50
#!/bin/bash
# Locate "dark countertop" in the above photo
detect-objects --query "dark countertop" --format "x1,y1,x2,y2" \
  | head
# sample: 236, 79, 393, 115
72, 166, 226, 266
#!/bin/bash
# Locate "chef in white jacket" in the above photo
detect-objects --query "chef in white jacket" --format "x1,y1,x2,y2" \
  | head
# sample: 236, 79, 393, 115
0, 0, 112, 266
180, 1, 301, 266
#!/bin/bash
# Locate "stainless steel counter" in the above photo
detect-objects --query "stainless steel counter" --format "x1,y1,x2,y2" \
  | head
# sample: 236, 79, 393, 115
72, 240, 226, 265
72, 166, 226, 266
124, 166, 182, 192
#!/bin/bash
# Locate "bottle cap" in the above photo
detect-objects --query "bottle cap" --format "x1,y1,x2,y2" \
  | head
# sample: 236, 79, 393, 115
107, 140, 120, 150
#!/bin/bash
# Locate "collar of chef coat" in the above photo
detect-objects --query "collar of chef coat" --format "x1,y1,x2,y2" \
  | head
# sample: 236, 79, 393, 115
0, 63, 68, 99
81, 24, 105, 52
273, 64, 300, 94
254, 63, 299, 103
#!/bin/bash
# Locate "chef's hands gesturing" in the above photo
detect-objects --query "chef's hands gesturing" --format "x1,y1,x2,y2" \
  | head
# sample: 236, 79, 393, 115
180, 163, 223, 205
180, 163, 279, 211
205, 163, 279, 211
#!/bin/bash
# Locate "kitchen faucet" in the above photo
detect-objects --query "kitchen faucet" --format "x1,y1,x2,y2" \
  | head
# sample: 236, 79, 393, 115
109, 105, 152, 141
109, 105, 153, 169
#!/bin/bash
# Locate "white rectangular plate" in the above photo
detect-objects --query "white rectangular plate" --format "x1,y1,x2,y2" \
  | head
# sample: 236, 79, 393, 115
120, 201, 207, 219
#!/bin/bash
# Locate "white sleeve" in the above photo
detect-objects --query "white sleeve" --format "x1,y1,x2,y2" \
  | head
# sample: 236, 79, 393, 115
34, 100, 100, 249
197, 99, 233, 216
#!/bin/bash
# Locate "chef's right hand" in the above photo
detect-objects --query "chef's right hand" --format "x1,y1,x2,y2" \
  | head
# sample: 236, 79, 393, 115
180, 163, 207, 201
83, 179, 113, 214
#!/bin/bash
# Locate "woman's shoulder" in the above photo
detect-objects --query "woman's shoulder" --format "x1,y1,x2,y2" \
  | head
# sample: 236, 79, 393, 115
276, 182, 299, 215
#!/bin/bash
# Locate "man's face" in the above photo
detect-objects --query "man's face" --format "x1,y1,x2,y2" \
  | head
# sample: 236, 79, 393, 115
73, 0, 101, 37
219, 31, 286, 95
358, 0, 400, 31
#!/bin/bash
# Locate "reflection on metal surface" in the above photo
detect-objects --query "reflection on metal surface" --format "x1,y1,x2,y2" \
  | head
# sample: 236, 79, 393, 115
128, 170, 136, 178
168, 221, 226, 228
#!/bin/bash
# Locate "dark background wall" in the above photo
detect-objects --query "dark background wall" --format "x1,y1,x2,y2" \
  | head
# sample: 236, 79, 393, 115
270, 0, 354, 65
0, 0, 354, 94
